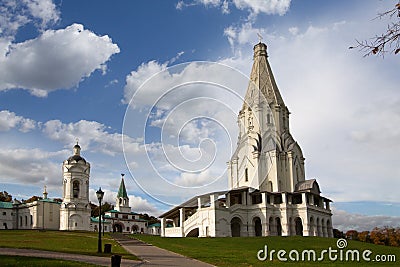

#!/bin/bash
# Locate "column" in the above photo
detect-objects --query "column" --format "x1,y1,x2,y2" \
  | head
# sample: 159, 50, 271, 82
210, 194, 216, 208
325, 201, 330, 210
161, 217, 166, 237
301, 193, 307, 206
309, 194, 314, 206
179, 208, 185, 227
198, 197, 202, 210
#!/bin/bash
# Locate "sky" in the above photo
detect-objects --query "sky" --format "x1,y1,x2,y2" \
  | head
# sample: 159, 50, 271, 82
0, 0, 399, 231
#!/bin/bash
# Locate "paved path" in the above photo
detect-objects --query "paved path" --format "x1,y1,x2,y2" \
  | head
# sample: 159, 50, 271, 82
0, 247, 141, 267
113, 234, 215, 267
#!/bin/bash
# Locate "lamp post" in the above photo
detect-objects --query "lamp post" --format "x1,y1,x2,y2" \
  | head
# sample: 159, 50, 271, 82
96, 187, 104, 253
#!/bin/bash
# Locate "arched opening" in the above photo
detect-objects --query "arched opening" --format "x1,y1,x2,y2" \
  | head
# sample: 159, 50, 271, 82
119, 198, 122, 205
295, 217, 303, 236
254, 217, 262, 236
113, 223, 123, 233
276, 217, 282, 236
316, 218, 321, 237
73, 181, 80, 198
309, 217, 315, 236
327, 219, 332, 237
186, 228, 199, 237
268, 217, 274, 235
231, 217, 242, 237
132, 225, 139, 233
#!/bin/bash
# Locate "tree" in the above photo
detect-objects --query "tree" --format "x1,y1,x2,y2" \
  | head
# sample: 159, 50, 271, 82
24, 196, 42, 203
346, 230, 359, 240
0, 191, 12, 202
333, 228, 345, 238
90, 202, 113, 217
350, 1, 400, 56
358, 231, 370, 243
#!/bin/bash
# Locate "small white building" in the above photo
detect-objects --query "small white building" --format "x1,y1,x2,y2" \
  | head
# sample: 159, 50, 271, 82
0, 201, 15, 229
160, 42, 333, 238
0, 187, 61, 230
90, 176, 148, 233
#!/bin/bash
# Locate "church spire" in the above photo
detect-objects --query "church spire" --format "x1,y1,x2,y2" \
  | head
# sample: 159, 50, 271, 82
117, 174, 128, 199
243, 42, 285, 109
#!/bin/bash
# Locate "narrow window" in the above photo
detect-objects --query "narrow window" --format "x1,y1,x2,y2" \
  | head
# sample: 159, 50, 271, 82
73, 181, 80, 198
245, 168, 248, 182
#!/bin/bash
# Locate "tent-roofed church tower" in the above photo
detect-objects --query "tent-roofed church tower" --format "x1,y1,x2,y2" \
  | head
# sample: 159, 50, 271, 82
160, 41, 332, 238
115, 174, 131, 213
228, 42, 305, 193
60, 143, 91, 231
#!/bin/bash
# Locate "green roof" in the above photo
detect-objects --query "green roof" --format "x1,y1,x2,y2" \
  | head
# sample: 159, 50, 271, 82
148, 222, 161, 227
0, 201, 13, 209
117, 178, 128, 199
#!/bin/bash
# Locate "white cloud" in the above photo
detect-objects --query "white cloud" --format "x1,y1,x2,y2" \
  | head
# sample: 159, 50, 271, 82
0, 0, 59, 37
176, 0, 291, 16
23, 0, 60, 30
0, 23, 120, 96
123, 60, 167, 105
333, 208, 400, 232
0, 148, 68, 187
89, 188, 158, 214
0, 110, 36, 132
42, 119, 141, 156
288, 26, 298, 35
232, 0, 290, 16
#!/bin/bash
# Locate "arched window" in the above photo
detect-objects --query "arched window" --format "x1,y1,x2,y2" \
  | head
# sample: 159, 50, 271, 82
245, 168, 248, 182
73, 181, 80, 198
119, 198, 122, 205
268, 181, 273, 192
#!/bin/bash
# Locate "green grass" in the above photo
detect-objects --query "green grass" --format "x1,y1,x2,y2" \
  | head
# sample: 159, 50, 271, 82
134, 235, 400, 266
0, 255, 100, 267
0, 230, 138, 260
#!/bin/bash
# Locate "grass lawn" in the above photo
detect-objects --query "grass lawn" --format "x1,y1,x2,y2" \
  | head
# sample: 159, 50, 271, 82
134, 235, 400, 266
0, 230, 138, 260
0, 254, 100, 267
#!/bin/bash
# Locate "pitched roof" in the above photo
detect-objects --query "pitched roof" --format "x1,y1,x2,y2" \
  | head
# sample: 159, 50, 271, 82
0, 201, 13, 209
117, 178, 128, 198
243, 42, 285, 110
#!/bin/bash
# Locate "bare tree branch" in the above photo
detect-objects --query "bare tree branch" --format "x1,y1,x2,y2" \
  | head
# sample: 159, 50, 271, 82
350, 1, 400, 57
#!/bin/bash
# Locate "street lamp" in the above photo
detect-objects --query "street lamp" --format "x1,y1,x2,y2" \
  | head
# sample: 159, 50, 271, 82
96, 187, 104, 253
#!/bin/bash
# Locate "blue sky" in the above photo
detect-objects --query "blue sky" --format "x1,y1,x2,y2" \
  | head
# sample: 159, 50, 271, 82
0, 0, 399, 231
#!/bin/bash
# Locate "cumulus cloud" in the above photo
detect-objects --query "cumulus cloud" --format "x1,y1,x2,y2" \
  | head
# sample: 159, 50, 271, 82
0, 0, 60, 37
0, 23, 120, 97
123, 60, 168, 105
42, 119, 141, 156
0, 110, 36, 132
175, 0, 291, 17
0, 148, 69, 187
89, 188, 158, 214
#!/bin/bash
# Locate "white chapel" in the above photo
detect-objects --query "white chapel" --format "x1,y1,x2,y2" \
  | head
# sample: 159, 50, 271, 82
159, 42, 333, 237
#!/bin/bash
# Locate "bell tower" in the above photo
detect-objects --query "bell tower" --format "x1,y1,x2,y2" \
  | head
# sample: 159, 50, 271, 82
59, 142, 91, 231
115, 174, 131, 213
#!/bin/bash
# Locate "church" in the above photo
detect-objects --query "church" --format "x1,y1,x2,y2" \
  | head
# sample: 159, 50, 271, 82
159, 42, 333, 237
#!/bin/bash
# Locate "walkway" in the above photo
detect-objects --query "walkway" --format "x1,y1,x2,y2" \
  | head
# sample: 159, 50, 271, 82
113, 234, 215, 267
0, 247, 141, 267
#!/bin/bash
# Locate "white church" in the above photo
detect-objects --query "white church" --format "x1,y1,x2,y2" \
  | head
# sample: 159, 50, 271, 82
159, 42, 333, 237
